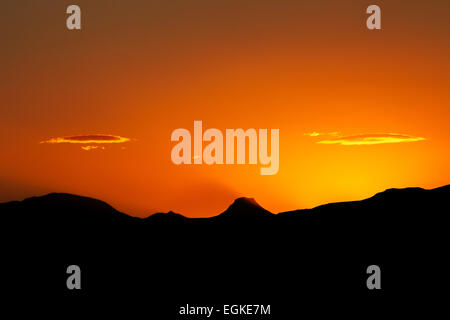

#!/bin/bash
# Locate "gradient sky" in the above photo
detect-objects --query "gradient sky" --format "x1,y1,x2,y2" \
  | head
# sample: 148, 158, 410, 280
1, 0, 449, 217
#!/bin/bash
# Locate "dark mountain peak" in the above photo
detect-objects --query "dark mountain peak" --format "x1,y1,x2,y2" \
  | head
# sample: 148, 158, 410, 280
371, 185, 450, 198
234, 197, 259, 206
279, 184, 450, 217
147, 210, 186, 220
5, 192, 132, 223
22, 192, 122, 215
219, 197, 273, 218
366, 186, 449, 204
433, 184, 450, 192
373, 187, 424, 196
25, 192, 102, 204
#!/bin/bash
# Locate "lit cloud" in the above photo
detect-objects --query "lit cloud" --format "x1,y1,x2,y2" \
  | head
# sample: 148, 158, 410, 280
317, 133, 426, 146
304, 131, 339, 137
81, 146, 105, 151
40, 134, 130, 145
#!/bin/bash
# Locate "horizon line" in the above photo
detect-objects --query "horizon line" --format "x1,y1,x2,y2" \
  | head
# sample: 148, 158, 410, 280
2, 184, 449, 220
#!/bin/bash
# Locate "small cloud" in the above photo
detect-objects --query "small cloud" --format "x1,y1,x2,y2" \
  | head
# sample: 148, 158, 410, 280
40, 134, 130, 145
304, 131, 340, 137
81, 146, 105, 151
305, 132, 321, 137
317, 133, 426, 146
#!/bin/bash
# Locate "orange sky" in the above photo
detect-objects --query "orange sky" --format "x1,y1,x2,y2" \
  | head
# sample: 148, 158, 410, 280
1, 0, 449, 217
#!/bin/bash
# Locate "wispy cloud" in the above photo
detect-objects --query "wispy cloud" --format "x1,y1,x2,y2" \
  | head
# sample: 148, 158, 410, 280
81, 146, 105, 151
304, 131, 339, 137
316, 133, 426, 146
40, 134, 130, 144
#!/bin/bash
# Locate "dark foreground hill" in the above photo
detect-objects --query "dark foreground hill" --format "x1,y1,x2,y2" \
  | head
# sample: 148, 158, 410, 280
1, 185, 449, 314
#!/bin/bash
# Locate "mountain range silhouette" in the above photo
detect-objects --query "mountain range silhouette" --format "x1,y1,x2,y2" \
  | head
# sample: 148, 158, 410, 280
2, 185, 448, 225
1, 185, 448, 311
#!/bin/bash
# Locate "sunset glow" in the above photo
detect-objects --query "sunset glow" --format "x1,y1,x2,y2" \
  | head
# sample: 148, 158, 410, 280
1, 0, 449, 218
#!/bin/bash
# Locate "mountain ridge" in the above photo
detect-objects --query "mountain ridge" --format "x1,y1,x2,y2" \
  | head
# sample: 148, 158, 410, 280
1, 184, 448, 220
1, 184, 449, 302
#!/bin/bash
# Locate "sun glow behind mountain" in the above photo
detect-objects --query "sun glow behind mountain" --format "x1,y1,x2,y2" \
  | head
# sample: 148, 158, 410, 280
1, 0, 450, 217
